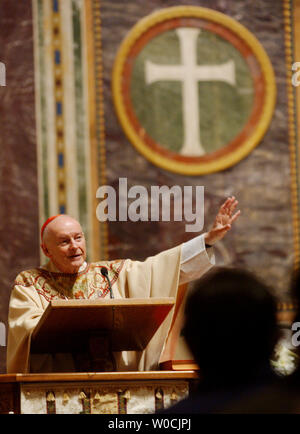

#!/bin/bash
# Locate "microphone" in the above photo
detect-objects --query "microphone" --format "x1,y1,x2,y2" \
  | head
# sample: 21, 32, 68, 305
101, 267, 114, 299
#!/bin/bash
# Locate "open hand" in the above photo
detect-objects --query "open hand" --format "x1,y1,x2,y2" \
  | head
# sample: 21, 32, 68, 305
205, 196, 240, 246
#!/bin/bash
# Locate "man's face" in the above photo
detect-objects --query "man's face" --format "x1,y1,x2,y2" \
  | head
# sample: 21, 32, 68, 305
41, 216, 87, 273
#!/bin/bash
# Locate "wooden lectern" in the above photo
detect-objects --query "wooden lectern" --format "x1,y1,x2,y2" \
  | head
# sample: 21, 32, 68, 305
31, 298, 175, 372
0, 297, 199, 414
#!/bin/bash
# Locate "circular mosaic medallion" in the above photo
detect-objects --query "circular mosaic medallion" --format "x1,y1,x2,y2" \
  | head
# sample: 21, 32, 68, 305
112, 6, 276, 175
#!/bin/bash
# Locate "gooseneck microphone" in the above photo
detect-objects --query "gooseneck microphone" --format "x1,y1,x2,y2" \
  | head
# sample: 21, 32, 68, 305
101, 267, 114, 299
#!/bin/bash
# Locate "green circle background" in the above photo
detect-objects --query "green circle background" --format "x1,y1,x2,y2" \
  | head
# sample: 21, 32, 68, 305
130, 28, 254, 155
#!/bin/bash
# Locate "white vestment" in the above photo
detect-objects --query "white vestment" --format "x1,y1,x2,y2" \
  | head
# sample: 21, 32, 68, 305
7, 234, 214, 373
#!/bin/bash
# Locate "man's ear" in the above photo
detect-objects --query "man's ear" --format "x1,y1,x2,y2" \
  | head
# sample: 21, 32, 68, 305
41, 243, 50, 258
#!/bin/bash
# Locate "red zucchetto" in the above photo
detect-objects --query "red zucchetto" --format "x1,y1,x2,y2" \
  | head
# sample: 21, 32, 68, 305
40, 215, 62, 241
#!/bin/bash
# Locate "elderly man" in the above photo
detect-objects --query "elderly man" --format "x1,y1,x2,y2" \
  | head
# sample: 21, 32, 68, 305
7, 197, 240, 374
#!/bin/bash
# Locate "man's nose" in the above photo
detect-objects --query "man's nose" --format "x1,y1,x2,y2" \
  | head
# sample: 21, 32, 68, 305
69, 239, 80, 250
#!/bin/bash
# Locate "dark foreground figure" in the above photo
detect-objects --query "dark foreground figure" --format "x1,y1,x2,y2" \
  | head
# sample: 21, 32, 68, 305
161, 267, 297, 414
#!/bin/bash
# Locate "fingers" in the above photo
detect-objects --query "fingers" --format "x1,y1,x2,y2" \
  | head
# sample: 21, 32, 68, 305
219, 197, 232, 211
229, 198, 238, 215
211, 197, 240, 243
230, 210, 241, 223
215, 209, 240, 231
219, 196, 238, 215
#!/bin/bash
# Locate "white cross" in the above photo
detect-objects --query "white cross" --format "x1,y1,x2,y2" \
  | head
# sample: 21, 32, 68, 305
145, 28, 236, 156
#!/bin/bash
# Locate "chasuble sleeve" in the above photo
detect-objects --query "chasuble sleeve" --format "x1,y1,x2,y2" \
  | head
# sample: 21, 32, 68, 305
7, 273, 45, 373
114, 238, 214, 371
179, 233, 215, 284
113, 244, 182, 371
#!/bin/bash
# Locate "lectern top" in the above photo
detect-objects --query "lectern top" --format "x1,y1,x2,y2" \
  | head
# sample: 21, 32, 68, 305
31, 298, 175, 353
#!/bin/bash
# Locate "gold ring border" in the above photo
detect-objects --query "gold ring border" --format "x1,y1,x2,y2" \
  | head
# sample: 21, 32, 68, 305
283, 0, 300, 269
112, 6, 276, 175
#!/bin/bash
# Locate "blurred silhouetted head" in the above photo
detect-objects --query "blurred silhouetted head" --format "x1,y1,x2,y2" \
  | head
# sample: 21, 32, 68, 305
182, 267, 278, 385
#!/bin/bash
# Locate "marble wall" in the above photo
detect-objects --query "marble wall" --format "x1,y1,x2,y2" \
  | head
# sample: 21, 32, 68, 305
101, 0, 293, 296
0, 1, 40, 373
